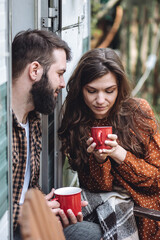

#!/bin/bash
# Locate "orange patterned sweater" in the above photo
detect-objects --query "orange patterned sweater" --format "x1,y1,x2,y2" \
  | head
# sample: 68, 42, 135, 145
78, 99, 160, 240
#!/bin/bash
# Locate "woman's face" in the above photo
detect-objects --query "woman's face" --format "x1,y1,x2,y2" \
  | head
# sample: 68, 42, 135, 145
82, 72, 118, 119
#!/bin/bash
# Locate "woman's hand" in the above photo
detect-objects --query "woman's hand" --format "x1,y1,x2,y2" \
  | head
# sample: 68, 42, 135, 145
87, 137, 109, 163
104, 134, 127, 164
87, 134, 127, 164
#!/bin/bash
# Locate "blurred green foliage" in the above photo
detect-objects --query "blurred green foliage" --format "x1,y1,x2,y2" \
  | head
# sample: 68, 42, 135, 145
91, 0, 160, 123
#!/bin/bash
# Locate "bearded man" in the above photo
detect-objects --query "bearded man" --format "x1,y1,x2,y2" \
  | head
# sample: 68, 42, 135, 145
12, 30, 102, 240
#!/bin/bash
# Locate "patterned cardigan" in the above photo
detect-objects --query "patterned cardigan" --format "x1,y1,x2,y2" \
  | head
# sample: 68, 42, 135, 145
77, 99, 160, 240
12, 111, 42, 231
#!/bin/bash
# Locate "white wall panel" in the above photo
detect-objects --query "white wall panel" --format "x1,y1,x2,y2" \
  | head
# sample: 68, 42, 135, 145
0, 0, 7, 86
12, 0, 35, 39
61, 0, 90, 103
0, 211, 9, 239
61, 0, 86, 28
61, 26, 83, 102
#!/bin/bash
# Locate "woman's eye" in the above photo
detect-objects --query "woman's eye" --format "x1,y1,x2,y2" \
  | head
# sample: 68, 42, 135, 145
106, 89, 114, 94
87, 89, 96, 93
86, 88, 116, 94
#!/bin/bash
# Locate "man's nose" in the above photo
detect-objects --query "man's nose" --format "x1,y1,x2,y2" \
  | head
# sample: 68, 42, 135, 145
60, 77, 65, 88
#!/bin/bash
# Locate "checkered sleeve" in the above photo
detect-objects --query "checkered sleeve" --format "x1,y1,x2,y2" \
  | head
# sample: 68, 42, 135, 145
13, 202, 20, 231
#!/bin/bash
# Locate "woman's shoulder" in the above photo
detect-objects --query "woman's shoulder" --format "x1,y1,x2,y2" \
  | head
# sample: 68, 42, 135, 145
132, 98, 159, 132
123, 97, 153, 113
133, 98, 154, 116
134, 97, 150, 106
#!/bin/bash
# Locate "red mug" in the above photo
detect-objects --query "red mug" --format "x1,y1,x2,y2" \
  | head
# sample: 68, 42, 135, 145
91, 126, 112, 149
53, 187, 82, 216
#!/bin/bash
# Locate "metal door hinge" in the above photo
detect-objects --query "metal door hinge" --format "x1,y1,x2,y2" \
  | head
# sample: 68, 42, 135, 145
49, 7, 58, 18
41, 17, 52, 28
41, 7, 58, 30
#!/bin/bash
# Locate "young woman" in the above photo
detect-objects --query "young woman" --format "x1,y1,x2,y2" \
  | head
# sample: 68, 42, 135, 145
58, 48, 160, 240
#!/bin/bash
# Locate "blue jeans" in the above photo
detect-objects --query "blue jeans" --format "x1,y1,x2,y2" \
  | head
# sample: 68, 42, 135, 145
14, 221, 103, 240
64, 221, 103, 240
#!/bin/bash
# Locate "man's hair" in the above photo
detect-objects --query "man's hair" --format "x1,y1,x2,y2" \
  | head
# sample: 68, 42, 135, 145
12, 29, 71, 79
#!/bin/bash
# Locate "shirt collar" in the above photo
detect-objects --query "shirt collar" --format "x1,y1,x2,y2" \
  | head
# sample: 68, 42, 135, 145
12, 110, 41, 129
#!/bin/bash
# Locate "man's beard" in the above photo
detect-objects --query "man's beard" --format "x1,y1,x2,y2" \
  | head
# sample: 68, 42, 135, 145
30, 72, 56, 115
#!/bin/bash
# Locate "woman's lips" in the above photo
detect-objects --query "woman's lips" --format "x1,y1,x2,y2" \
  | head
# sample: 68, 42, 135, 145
94, 106, 107, 111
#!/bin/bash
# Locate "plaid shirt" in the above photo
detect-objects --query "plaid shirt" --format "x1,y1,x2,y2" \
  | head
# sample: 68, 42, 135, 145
12, 111, 42, 230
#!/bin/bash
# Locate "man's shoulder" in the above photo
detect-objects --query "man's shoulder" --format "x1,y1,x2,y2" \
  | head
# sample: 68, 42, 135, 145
28, 111, 41, 122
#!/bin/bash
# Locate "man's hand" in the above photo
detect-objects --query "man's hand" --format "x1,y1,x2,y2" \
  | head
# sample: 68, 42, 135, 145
59, 200, 88, 228
45, 188, 88, 228
45, 188, 61, 216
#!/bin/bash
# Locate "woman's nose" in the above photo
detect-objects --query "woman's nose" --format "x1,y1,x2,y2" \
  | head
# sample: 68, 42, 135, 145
96, 93, 105, 104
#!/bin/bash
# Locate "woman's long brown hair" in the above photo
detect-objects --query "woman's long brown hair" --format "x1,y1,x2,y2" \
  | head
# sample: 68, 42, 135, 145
58, 48, 157, 171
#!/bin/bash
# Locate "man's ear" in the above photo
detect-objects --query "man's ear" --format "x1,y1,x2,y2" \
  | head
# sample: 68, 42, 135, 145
29, 61, 43, 82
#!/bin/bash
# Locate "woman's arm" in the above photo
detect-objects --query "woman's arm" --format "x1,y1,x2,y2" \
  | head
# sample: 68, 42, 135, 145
114, 132, 160, 190
110, 99, 160, 190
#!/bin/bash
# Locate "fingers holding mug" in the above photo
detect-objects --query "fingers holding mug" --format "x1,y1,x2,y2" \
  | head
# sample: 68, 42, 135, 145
105, 139, 118, 149
107, 134, 117, 141
87, 137, 97, 153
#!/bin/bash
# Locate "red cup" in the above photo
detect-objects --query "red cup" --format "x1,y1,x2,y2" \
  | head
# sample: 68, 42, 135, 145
91, 126, 112, 149
54, 187, 82, 216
